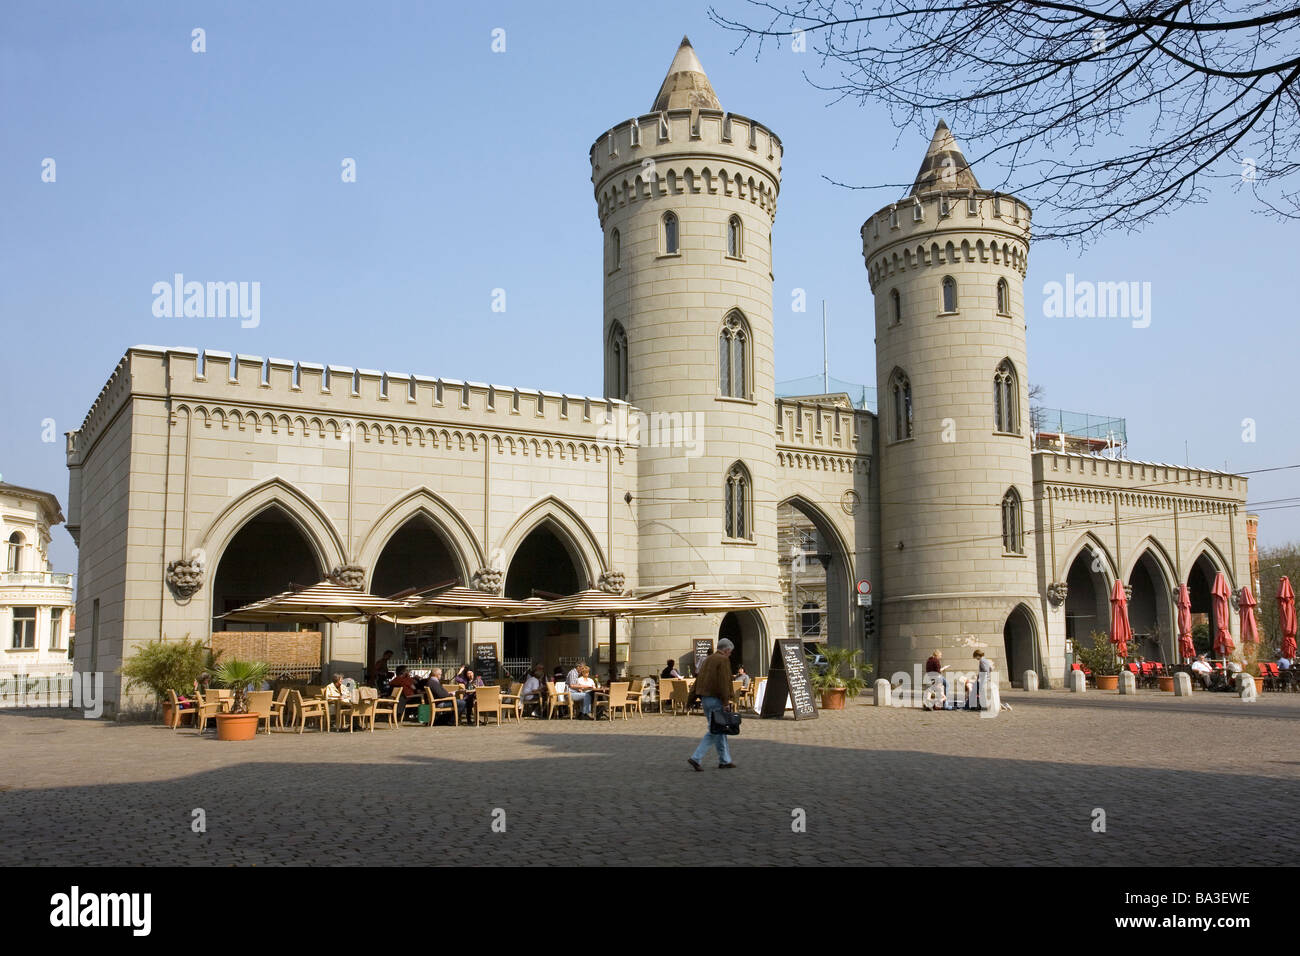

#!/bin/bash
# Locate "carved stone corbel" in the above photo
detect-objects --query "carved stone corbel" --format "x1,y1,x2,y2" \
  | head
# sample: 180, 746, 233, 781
1046, 582, 1068, 607
470, 567, 503, 594
597, 570, 626, 595
328, 564, 367, 590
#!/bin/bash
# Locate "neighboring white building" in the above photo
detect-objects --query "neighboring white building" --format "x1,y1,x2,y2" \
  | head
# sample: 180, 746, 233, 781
65, 37, 1250, 716
1, 481, 75, 679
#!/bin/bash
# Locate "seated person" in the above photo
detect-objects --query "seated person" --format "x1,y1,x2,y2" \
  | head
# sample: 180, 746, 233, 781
1190, 654, 1216, 689
1278, 655, 1293, 670
390, 666, 420, 715
735, 666, 751, 691
323, 673, 350, 703
519, 665, 547, 717
661, 659, 682, 679
568, 664, 596, 718
427, 667, 465, 722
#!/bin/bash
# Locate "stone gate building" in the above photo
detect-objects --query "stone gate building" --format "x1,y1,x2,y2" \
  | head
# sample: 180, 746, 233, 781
66, 38, 1250, 715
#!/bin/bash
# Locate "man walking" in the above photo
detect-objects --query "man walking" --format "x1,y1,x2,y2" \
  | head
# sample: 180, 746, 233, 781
687, 638, 737, 771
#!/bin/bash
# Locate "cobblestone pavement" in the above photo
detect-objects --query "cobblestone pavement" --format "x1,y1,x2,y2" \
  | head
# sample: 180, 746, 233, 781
2, 689, 1297, 866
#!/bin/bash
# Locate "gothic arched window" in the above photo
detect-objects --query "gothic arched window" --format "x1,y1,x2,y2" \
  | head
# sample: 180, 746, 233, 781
609, 228, 621, 272
719, 311, 750, 399
1002, 488, 1024, 554
608, 322, 628, 401
727, 215, 743, 258
942, 275, 958, 313
994, 360, 1019, 434
890, 288, 902, 326
890, 369, 913, 442
996, 278, 1009, 315
724, 462, 752, 540
663, 212, 679, 254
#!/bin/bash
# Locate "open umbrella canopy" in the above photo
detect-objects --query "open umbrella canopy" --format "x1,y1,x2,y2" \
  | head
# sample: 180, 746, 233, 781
382, 586, 536, 624
1239, 585, 1259, 645
1212, 572, 1235, 658
651, 589, 768, 615
1109, 579, 1132, 659
1279, 577, 1298, 659
1176, 584, 1196, 661
220, 580, 404, 624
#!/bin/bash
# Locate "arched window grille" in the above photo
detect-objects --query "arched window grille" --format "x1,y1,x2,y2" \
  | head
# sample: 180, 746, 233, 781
663, 212, 679, 254
994, 360, 1018, 434
1002, 488, 1024, 554
608, 323, 628, 401
890, 369, 913, 441
719, 311, 750, 399
724, 463, 752, 539
942, 276, 958, 313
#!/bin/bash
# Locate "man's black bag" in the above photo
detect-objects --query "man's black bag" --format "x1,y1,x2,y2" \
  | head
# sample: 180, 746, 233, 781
709, 708, 742, 736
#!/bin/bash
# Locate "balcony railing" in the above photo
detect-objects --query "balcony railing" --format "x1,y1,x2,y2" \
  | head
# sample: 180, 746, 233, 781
0, 572, 74, 587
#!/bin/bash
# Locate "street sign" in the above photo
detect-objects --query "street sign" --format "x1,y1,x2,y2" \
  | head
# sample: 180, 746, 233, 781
857, 593, 873, 607
855, 579, 872, 595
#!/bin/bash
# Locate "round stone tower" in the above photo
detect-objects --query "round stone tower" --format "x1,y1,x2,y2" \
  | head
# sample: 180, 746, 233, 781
590, 37, 785, 675
861, 121, 1044, 686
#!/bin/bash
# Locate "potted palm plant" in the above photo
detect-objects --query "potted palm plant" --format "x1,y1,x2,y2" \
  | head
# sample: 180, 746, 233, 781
1075, 632, 1120, 689
806, 643, 871, 710
212, 658, 271, 740
120, 635, 212, 723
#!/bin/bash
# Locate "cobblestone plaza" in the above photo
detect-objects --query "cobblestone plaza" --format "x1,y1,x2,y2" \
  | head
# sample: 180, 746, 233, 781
3, 690, 1294, 867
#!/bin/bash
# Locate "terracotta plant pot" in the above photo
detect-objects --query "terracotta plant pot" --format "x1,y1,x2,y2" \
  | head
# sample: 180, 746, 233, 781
1254, 677, 1265, 694
820, 687, 847, 710
1094, 675, 1119, 690
215, 713, 260, 741
161, 702, 193, 727
1158, 676, 1175, 692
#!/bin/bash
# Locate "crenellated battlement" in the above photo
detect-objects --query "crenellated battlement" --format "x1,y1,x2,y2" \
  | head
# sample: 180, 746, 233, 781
67, 346, 635, 466
861, 191, 1031, 292
1033, 450, 1248, 504
591, 109, 781, 226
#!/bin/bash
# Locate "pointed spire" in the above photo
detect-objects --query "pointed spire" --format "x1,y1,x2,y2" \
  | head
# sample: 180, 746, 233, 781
910, 119, 980, 195
651, 36, 721, 112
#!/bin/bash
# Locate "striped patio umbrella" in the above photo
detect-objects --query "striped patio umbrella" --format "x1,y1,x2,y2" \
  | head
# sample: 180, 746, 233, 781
511, 583, 767, 686
1279, 577, 1297, 659
1176, 584, 1196, 661
1109, 579, 1132, 660
382, 586, 536, 623
1211, 572, 1235, 658
1239, 585, 1259, 645
220, 580, 404, 624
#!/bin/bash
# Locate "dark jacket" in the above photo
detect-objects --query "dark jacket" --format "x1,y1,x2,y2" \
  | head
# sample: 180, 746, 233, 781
428, 678, 452, 700
693, 652, 734, 702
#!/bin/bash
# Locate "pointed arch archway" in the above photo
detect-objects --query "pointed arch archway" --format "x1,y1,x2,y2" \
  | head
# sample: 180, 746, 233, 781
1060, 532, 1116, 647
1003, 603, 1038, 686
209, 504, 329, 633
1187, 542, 1234, 656
777, 495, 855, 655
355, 487, 483, 585
1123, 537, 1177, 665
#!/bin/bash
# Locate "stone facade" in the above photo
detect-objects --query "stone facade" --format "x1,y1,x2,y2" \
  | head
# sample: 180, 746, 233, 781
64, 37, 1248, 714
1, 482, 75, 678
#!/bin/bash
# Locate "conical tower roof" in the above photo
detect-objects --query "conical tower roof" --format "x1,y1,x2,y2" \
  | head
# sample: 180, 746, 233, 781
910, 120, 980, 194
651, 36, 721, 112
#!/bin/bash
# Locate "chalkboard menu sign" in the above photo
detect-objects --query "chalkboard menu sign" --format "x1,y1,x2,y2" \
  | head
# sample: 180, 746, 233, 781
760, 638, 818, 720
693, 639, 714, 674
472, 642, 499, 682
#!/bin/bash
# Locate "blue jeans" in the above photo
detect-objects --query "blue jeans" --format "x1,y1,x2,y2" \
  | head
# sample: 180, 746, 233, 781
691, 697, 732, 765
570, 690, 593, 715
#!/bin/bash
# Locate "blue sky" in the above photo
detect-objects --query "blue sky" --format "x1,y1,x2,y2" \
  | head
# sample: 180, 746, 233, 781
2, 0, 1295, 578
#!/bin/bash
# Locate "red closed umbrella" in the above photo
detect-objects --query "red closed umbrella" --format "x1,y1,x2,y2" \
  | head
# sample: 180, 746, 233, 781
1109, 580, 1132, 660
1211, 572, 1234, 658
1176, 584, 1195, 661
1239, 585, 1259, 645
1279, 577, 1297, 659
